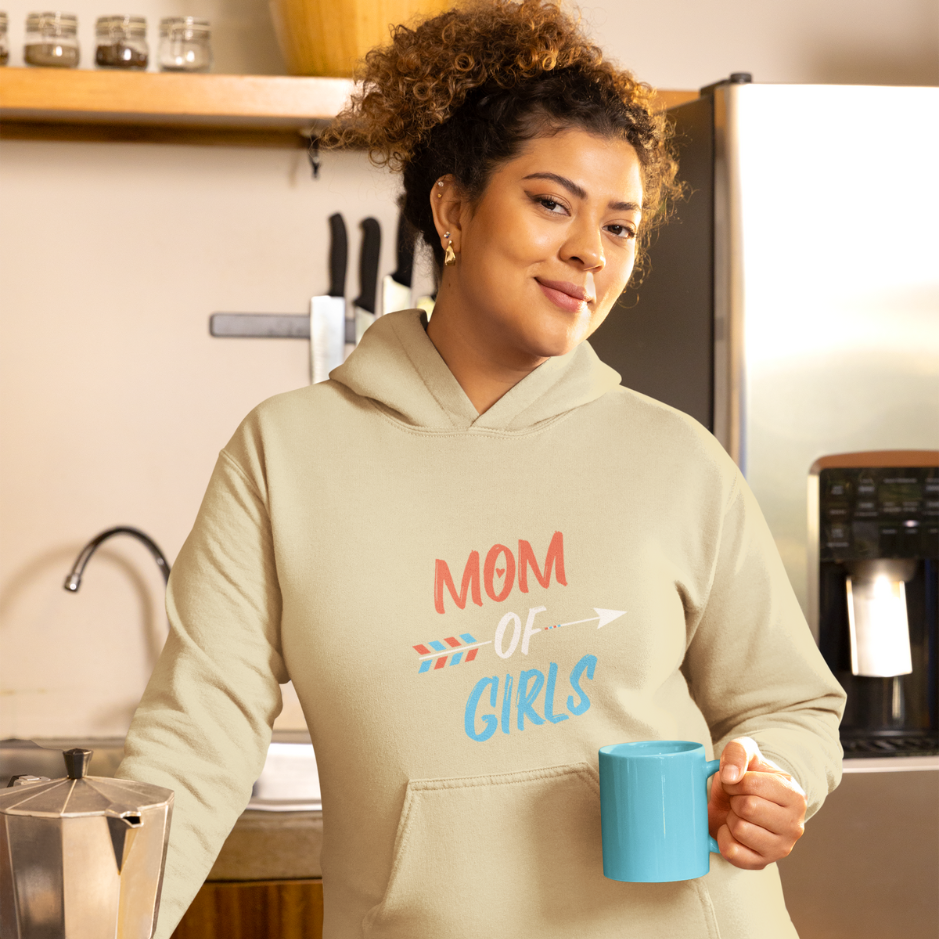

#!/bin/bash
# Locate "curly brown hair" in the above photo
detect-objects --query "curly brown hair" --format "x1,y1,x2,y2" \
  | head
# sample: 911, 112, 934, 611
325, 0, 680, 273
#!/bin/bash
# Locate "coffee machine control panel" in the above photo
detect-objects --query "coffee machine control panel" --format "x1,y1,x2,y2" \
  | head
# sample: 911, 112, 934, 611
820, 466, 939, 562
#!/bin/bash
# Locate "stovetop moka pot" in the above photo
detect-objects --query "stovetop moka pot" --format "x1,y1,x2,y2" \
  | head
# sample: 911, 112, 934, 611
0, 747, 173, 939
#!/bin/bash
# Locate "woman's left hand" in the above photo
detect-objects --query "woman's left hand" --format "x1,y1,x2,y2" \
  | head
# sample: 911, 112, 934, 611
707, 736, 807, 869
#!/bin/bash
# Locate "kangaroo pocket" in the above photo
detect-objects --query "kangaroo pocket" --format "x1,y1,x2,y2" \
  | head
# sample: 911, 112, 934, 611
362, 762, 720, 939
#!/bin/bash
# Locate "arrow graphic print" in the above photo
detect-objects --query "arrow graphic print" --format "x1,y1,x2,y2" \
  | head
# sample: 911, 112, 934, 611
544, 608, 626, 631
413, 633, 491, 672
412, 607, 626, 673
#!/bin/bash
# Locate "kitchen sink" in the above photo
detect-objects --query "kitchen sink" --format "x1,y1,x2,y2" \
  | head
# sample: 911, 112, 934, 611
249, 735, 321, 811
0, 737, 125, 784
0, 732, 321, 812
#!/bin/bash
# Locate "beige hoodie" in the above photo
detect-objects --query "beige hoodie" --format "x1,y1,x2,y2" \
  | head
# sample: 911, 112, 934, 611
117, 309, 846, 939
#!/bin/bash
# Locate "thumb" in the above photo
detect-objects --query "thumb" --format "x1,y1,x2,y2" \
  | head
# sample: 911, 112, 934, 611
719, 736, 760, 784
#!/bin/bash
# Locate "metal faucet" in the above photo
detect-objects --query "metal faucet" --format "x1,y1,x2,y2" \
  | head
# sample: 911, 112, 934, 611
64, 526, 171, 592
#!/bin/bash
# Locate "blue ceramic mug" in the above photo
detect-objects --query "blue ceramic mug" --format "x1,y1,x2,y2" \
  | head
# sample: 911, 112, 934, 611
599, 740, 721, 882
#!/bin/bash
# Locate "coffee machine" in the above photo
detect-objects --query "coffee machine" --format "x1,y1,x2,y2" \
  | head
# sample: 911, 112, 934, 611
809, 451, 939, 757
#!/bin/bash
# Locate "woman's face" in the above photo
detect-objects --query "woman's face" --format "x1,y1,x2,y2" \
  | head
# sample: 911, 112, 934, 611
434, 127, 644, 365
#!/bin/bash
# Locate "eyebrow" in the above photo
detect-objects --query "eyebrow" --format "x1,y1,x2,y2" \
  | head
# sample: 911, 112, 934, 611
521, 172, 642, 213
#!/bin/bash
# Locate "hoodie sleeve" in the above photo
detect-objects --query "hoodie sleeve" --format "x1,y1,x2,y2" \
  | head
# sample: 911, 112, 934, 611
115, 446, 287, 939
681, 470, 847, 821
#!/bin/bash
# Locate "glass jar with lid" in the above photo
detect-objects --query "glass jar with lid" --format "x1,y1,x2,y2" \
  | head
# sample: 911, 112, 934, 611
95, 15, 148, 69
158, 16, 211, 72
1, 13, 9, 66
24, 11, 80, 68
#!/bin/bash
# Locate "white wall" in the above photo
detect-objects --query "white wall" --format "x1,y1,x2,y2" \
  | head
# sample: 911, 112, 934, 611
590, 0, 938, 89
0, 144, 402, 736
1, 0, 937, 740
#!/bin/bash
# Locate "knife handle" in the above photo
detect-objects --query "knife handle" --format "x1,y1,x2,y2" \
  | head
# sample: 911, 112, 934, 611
328, 213, 348, 299
391, 211, 414, 288
354, 217, 382, 315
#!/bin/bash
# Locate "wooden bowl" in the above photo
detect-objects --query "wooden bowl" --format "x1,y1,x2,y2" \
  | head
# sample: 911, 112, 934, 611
269, 0, 451, 77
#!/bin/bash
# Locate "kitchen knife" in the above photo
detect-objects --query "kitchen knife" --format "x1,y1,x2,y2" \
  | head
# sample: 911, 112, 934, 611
311, 213, 348, 383
348, 217, 382, 357
381, 211, 414, 316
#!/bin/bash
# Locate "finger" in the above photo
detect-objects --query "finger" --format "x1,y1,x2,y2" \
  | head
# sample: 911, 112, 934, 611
707, 766, 735, 831
722, 809, 801, 865
722, 770, 807, 809
707, 788, 731, 840
719, 810, 802, 867
716, 822, 773, 870
724, 809, 783, 855
719, 737, 760, 785
728, 793, 806, 840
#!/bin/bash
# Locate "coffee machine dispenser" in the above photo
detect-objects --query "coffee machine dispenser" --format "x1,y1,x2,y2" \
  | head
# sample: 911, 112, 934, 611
809, 451, 939, 757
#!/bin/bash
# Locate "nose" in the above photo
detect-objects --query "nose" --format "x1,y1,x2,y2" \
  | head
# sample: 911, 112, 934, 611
561, 219, 604, 271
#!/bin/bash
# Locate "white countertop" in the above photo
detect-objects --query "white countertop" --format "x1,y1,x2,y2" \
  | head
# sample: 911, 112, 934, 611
843, 754, 939, 773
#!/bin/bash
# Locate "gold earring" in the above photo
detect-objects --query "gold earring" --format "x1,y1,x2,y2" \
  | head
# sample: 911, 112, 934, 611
436, 180, 444, 198
443, 231, 456, 267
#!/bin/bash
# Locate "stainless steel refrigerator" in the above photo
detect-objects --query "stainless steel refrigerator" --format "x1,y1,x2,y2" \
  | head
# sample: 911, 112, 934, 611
589, 78, 939, 939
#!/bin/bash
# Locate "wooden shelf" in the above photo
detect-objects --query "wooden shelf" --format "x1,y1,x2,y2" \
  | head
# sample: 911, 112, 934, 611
0, 67, 696, 147
0, 67, 354, 146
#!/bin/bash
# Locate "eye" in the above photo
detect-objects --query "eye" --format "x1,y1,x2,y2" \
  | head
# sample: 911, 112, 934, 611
530, 193, 569, 215
606, 223, 637, 241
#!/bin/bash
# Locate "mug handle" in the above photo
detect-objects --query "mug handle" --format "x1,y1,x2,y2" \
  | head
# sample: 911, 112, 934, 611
704, 758, 722, 854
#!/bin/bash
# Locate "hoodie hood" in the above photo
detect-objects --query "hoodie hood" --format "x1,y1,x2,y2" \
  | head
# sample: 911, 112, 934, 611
330, 309, 622, 433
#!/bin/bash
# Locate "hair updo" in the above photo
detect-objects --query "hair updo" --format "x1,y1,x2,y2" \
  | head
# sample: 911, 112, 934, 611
325, 0, 680, 273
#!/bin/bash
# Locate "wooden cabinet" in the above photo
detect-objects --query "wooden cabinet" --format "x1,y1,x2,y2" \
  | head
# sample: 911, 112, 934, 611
777, 763, 938, 939
172, 879, 324, 939
167, 807, 324, 938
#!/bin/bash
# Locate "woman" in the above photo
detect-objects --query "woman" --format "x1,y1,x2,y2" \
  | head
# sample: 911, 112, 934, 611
117, 2, 846, 937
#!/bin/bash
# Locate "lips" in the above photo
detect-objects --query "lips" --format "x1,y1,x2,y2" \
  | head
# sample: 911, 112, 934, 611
536, 278, 594, 313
